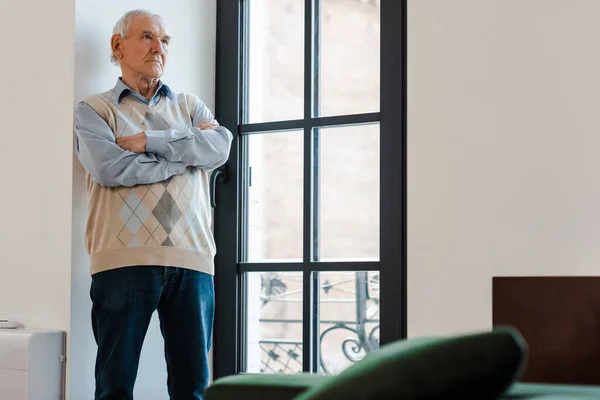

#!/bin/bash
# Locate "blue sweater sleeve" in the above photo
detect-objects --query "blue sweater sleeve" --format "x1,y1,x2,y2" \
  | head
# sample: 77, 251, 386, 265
74, 102, 188, 187
145, 98, 233, 170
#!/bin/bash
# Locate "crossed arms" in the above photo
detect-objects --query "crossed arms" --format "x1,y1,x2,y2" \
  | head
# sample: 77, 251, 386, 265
74, 100, 233, 187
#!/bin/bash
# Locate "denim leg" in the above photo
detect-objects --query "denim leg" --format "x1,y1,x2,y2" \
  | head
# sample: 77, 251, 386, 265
91, 266, 164, 400
157, 268, 215, 400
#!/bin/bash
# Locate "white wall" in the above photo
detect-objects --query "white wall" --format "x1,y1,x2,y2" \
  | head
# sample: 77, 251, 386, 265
0, 0, 75, 342
71, 1, 216, 399
408, 0, 600, 337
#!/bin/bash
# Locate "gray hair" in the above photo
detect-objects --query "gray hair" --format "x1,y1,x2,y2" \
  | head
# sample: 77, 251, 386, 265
110, 9, 161, 65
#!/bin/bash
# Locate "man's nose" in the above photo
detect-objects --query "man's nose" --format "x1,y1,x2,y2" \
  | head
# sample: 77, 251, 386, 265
151, 38, 165, 54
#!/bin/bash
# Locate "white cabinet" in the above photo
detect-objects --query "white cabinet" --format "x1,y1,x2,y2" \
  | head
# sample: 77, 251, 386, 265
0, 329, 65, 400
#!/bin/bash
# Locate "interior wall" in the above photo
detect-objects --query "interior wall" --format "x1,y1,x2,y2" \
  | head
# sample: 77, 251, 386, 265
71, 1, 216, 398
408, 0, 600, 337
0, 0, 75, 345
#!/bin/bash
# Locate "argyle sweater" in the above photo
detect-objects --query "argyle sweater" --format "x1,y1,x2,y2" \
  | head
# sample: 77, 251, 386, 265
75, 85, 232, 275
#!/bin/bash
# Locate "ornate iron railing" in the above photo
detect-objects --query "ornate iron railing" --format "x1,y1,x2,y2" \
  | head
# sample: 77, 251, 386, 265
258, 271, 380, 375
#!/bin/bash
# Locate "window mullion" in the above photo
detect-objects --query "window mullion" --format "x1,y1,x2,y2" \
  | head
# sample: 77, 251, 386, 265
310, 0, 323, 373
303, 0, 317, 373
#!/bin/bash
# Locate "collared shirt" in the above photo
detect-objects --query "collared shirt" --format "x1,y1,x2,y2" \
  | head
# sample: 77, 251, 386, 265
112, 78, 173, 107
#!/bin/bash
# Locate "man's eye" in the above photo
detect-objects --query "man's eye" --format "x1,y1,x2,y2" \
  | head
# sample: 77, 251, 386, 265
144, 35, 152, 39
162, 40, 169, 45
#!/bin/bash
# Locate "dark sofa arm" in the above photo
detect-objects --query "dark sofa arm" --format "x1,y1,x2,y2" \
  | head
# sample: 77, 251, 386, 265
204, 373, 328, 400
503, 383, 600, 399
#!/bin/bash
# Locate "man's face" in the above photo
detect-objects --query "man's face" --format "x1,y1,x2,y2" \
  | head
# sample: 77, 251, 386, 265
115, 16, 171, 79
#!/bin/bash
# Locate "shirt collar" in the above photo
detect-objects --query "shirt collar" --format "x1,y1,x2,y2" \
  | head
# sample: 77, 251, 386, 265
114, 78, 173, 104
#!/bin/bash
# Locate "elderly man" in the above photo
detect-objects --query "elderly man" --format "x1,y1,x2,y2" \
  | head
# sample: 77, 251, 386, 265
74, 9, 232, 400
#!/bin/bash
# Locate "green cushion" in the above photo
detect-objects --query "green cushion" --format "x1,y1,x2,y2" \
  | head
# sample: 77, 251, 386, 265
294, 327, 527, 400
503, 383, 600, 399
204, 373, 327, 400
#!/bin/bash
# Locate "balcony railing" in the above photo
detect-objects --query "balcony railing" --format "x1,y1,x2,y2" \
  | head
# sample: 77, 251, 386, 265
257, 271, 380, 375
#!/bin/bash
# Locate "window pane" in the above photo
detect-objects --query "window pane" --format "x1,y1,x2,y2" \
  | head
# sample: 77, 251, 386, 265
247, 131, 303, 262
248, 0, 304, 122
318, 124, 379, 261
318, 271, 380, 375
246, 272, 304, 373
318, 0, 380, 116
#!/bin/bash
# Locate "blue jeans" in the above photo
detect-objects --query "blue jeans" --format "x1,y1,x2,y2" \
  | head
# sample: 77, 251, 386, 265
91, 266, 214, 400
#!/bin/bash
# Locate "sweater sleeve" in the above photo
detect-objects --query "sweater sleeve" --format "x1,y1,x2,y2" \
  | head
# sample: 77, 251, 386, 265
74, 101, 188, 187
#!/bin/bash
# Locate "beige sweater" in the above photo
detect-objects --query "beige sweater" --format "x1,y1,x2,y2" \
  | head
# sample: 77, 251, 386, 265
75, 85, 232, 275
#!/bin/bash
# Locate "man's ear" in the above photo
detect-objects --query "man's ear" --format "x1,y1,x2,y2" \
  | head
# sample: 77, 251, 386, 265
111, 34, 123, 60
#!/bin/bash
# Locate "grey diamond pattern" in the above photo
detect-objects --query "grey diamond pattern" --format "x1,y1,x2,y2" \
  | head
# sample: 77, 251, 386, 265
118, 204, 133, 225
152, 191, 182, 234
125, 191, 141, 210
135, 201, 150, 223
126, 215, 143, 235
116, 171, 195, 248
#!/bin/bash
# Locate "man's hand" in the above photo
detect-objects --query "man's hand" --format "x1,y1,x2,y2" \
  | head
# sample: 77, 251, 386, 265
116, 132, 147, 153
196, 120, 220, 130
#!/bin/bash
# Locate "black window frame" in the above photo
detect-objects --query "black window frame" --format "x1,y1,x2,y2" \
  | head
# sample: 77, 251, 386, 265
213, 0, 406, 379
